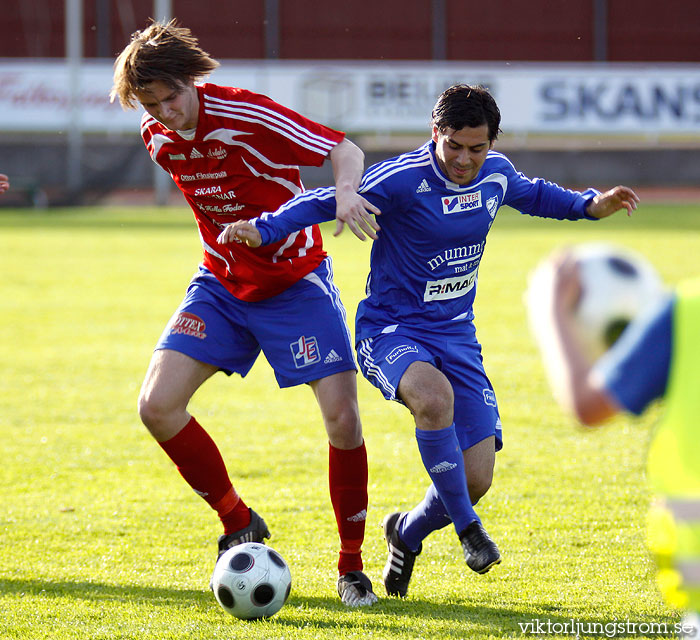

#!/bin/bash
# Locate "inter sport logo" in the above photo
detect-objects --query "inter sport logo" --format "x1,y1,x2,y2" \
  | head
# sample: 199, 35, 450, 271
442, 192, 482, 215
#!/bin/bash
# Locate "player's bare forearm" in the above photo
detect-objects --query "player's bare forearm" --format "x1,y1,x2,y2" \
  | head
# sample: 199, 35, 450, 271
585, 185, 640, 219
217, 221, 262, 247
329, 139, 382, 240
547, 252, 621, 425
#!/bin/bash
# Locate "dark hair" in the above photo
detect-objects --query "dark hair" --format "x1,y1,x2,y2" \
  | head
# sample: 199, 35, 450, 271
111, 19, 219, 109
431, 84, 502, 141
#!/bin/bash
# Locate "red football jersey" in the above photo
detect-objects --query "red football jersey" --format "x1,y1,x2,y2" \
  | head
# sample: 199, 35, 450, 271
140, 83, 345, 301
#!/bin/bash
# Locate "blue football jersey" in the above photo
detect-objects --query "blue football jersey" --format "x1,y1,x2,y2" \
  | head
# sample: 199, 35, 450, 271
254, 140, 599, 341
593, 295, 673, 415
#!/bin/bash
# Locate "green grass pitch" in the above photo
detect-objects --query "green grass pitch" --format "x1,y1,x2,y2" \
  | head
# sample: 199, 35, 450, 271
1, 202, 698, 639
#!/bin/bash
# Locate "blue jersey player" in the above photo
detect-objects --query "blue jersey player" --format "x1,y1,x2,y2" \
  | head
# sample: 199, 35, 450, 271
219, 84, 640, 598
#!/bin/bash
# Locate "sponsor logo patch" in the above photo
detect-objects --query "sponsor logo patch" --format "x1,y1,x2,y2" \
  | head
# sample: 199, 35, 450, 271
290, 335, 320, 368
168, 153, 186, 161
424, 268, 477, 301
386, 344, 419, 364
347, 509, 367, 522
170, 312, 207, 339
442, 192, 482, 215
416, 178, 431, 193
180, 171, 227, 182
323, 349, 343, 364
208, 147, 228, 160
483, 389, 497, 407
429, 461, 457, 474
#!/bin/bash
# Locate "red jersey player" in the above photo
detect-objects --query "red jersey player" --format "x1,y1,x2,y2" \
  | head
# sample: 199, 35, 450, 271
111, 20, 380, 606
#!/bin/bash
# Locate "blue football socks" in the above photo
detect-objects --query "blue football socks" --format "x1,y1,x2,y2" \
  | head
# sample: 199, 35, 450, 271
414, 424, 479, 536
399, 483, 451, 552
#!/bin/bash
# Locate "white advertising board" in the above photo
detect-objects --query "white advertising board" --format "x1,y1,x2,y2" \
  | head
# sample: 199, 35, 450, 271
1, 59, 699, 135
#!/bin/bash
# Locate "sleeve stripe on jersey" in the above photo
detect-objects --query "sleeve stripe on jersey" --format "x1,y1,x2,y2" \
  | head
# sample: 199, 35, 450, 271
204, 94, 338, 151
360, 158, 433, 194
140, 115, 159, 137
270, 229, 301, 262
205, 107, 332, 156
241, 158, 303, 197
362, 145, 429, 184
361, 145, 428, 183
359, 144, 432, 191
204, 98, 336, 156
259, 186, 337, 221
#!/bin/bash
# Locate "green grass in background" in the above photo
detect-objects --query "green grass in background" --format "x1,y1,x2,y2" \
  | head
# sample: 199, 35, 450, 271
1, 203, 698, 639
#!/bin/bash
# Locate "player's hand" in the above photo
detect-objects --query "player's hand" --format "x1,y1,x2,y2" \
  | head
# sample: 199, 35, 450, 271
333, 188, 381, 241
586, 185, 640, 219
0, 174, 9, 194
217, 221, 262, 247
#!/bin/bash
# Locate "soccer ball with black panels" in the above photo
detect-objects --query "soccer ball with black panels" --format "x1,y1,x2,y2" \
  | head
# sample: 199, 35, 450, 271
211, 543, 292, 620
569, 243, 665, 360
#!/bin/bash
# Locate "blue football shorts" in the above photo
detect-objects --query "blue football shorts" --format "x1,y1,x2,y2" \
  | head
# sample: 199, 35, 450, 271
155, 258, 356, 388
356, 325, 503, 451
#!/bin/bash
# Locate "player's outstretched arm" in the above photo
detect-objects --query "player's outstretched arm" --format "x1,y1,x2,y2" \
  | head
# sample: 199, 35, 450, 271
329, 139, 381, 241
217, 221, 262, 247
0, 174, 9, 194
585, 185, 640, 219
530, 250, 621, 425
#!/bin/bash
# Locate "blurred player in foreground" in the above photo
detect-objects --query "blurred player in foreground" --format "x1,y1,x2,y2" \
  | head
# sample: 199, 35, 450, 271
111, 20, 379, 606
528, 248, 700, 631
218, 83, 639, 597
0, 174, 9, 194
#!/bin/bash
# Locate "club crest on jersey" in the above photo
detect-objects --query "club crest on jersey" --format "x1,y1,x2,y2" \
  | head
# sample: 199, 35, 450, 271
170, 312, 207, 339
290, 335, 320, 368
486, 196, 499, 218
483, 389, 497, 407
442, 192, 482, 215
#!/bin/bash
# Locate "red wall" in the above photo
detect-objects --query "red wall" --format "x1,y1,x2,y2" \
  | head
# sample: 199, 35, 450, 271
1, 0, 698, 62
444, 0, 594, 61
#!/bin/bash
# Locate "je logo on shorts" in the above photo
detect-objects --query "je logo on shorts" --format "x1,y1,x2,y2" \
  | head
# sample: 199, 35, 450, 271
290, 335, 320, 368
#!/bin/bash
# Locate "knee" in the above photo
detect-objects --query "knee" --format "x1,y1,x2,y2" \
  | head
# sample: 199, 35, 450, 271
399, 363, 454, 429
409, 386, 454, 429
137, 388, 176, 437
467, 472, 493, 505
324, 402, 363, 449
137, 389, 159, 430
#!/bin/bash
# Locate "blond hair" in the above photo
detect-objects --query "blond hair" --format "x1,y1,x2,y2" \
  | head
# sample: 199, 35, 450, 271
111, 19, 219, 109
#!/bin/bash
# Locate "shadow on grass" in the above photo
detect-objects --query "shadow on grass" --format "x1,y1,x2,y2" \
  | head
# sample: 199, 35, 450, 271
1, 577, 679, 638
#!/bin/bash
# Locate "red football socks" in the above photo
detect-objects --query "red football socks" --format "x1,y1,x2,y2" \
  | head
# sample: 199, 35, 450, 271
329, 441, 369, 575
157, 416, 250, 534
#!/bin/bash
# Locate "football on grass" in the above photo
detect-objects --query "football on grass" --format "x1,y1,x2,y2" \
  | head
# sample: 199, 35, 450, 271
570, 243, 664, 360
211, 543, 291, 620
